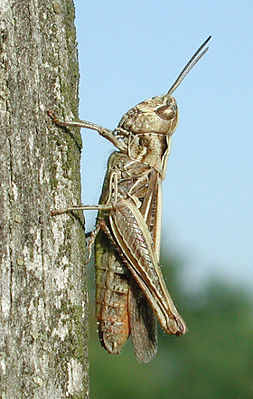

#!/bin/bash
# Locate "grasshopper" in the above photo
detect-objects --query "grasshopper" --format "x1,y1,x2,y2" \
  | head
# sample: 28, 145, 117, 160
49, 36, 211, 363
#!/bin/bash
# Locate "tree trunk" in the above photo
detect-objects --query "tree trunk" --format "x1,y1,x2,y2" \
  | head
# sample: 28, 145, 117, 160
0, 1, 88, 398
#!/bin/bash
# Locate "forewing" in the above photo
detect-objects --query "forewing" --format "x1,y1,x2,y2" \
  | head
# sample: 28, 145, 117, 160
128, 171, 160, 362
109, 199, 186, 336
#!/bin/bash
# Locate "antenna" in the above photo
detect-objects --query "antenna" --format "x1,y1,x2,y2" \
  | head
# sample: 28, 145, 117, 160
167, 36, 211, 96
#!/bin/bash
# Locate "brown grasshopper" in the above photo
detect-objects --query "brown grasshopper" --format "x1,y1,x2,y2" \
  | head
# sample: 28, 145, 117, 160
49, 36, 211, 363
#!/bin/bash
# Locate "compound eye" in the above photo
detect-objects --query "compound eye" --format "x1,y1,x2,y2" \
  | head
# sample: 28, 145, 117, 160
155, 103, 177, 121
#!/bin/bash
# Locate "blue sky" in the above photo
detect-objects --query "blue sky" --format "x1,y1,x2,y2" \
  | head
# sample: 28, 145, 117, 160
74, 1, 252, 291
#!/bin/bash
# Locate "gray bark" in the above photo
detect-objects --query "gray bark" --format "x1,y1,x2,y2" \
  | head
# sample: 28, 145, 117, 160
0, 1, 89, 398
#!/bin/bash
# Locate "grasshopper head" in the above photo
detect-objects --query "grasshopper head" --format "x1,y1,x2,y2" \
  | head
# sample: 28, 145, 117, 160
117, 94, 178, 178
115, 36, 211, 178
118, 94, 178, 136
